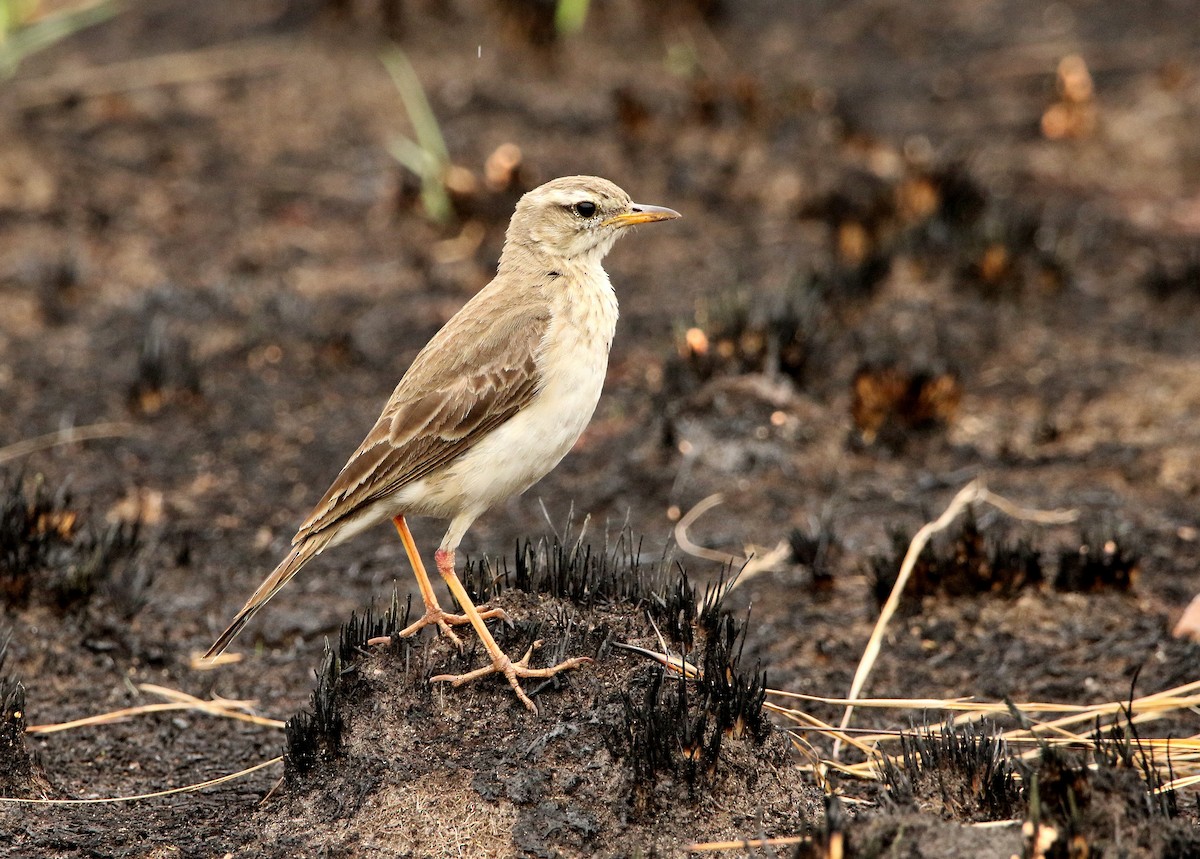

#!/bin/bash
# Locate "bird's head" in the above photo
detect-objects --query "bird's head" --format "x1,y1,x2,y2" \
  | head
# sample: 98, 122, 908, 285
502, 175, 680, 265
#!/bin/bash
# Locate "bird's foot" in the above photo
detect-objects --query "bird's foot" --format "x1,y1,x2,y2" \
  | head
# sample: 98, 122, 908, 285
392, 603, 509, 648
431, 639, 593, 714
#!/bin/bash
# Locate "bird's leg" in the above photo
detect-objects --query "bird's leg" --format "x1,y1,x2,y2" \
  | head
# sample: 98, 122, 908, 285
391, 515, 507, 646
429, 547, 592, 714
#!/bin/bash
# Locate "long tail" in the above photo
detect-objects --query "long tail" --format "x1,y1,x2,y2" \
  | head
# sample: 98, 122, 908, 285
204, 535, 331, 659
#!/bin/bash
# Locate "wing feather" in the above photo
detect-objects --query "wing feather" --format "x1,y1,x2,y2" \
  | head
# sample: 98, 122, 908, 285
293, 298, 547, 543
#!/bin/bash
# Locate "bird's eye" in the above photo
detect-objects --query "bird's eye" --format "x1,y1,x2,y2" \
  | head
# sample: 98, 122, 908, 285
573, 201, 597, 218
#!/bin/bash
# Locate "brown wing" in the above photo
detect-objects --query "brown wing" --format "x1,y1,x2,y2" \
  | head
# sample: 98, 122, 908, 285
293, 298, 548, 543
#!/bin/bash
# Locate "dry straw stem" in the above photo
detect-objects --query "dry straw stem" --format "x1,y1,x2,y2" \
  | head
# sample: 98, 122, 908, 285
189, 650, 243, 670
766, 678, 1200, 790
0, 421, 144, 465
688, 834, 811, 853
834, 478, 1077, 759
10, 39, 294, 108
674, 492, 793, 613
0, 756, 283, 805
1, 684, 286, 805
25, 683, 285, 733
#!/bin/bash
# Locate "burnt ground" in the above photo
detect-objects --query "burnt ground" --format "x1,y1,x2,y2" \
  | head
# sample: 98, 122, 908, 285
2, 0, 1200, 856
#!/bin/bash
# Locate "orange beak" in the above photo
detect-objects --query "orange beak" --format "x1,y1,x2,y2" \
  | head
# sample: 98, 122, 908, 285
601, 203, 681, 228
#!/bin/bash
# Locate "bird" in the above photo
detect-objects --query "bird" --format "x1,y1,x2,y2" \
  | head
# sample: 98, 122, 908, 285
205, 175, 680, 712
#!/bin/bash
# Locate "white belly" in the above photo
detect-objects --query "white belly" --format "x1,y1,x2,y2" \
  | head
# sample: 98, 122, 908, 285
391, 291, 617, 546
438, 352, 605, 509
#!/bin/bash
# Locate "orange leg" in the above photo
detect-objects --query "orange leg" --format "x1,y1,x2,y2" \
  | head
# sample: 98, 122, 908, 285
429, 547, 592, 714
390, 515, 507, 646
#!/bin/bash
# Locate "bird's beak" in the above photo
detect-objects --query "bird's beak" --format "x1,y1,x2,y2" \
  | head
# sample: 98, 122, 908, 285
601, 203, 681, 228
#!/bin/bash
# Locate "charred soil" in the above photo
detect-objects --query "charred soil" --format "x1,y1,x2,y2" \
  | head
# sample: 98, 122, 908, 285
3, 0, 1200, 856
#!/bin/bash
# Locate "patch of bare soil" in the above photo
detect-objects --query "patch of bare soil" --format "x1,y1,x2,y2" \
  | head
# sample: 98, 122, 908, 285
266, 560, 816, 858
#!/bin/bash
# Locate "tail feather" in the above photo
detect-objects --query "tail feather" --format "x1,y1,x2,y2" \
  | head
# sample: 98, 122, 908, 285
204, 536, 329, 659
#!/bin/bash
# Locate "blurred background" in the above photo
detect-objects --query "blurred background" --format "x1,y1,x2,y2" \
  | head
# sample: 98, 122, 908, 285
1, 0, 1199, 847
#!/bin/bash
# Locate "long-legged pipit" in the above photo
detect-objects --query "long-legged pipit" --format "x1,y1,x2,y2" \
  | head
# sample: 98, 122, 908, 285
205, 176, 679, 712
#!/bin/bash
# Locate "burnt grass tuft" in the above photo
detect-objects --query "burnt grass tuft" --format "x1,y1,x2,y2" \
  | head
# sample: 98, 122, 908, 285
0, 636, 35, 798
0, 470, 143, 613
128, 314, 203, 416
1017, 713, 1188, 857
467, 528, 667, 609
834, 712, 1199, 859
870, 509, 1043, 607
881, 722, 1024, 821
616, 607, 770, 814
1055, 530, 1140, 592
870, 511, 1139, 608
903, 163, 1071, 300
466, 528, 720, 650
277, 536, 814, 854
1143, 245, 1200, 300
285, 593, 415, 783
674, 276, 829, 388
284, 648, 346, 783
850, 363, 962, 450
788, 521, 839, 595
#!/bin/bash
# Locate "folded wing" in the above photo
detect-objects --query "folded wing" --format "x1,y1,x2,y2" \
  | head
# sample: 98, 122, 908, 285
293, 305, 548, 543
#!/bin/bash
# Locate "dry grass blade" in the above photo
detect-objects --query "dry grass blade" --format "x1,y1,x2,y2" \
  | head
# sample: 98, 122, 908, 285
28, 702, 203, 734
0, 421, 144, 465
766, 701, 881, 761
610, 641, 701, 679
137, 683, 286, 729
0, 756, 284, 804
771, 677, 1200, 792
674, 493, 736, 564
11, 39, 294, 108
188, 650, 243, 669
1159, 773, 1200, 793
688, 834, 811, 852
770, 688, 1200, 717
771, 690, 978, 709
25, 684, 285, 733
674, 492, 793, 612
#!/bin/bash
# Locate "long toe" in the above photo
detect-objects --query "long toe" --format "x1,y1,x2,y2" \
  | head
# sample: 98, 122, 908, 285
396, 608, 468, 647
431, 641, 594, 713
